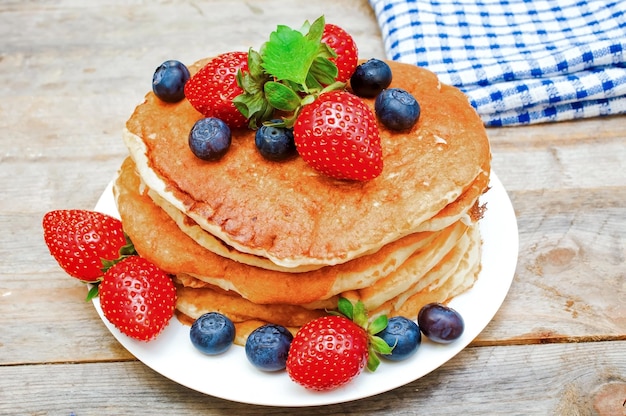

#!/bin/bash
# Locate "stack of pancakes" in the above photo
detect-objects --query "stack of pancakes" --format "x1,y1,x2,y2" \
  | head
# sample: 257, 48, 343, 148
114, 59, 491, 343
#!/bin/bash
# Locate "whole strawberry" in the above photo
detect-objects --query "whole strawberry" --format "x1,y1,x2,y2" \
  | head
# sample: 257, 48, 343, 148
184, 51, 249, 129
43, 209, 130, 283
286, 298, 391, 391
99, 256, 176, 341
322, 23, 358, 83
293, 90, 383, 181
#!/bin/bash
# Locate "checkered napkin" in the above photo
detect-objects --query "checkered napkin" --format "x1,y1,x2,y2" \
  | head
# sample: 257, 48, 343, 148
368, 0, 626, 126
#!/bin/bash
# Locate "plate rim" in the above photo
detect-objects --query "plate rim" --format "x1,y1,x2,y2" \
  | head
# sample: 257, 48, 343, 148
92, 170, 518, 407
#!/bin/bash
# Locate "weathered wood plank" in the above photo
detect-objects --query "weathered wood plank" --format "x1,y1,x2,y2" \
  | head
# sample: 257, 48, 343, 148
1, 341, 624, 416
1, 0, 626, 414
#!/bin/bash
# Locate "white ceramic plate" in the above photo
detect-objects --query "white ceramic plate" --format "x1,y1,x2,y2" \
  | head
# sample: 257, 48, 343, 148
93, 171, 518, 407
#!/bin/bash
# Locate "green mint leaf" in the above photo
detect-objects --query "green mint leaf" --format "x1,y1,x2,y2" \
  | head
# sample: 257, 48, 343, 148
308, 56, 339, 88
247, 48, 265, 78
305, 16, 326, 43
264, 81, 302, 112
261, 25, 319, 86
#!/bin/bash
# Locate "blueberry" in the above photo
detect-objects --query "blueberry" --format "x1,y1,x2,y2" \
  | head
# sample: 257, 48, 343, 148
350, 58, 392, 98
375, 88, 420, 131
255, 122, 297, 161
377, 316, 421, 361
245, 324, 293, 371
189, 117, 231, 160
418, 303, 465, 344
190, 312, 236, 355
152, 60, 190, 103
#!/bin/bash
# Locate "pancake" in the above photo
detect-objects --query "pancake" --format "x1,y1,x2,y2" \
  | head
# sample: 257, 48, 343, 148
115, 57, 491, 343
144, 161, 488, 272
123, 59, 491, 269
114, 157, 473, 306
172, 225, 481, 344
115, 155, 482, 345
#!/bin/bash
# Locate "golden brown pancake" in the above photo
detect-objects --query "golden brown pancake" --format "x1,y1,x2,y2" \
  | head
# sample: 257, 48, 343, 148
143, 161, 488, 272
116, 58, 491, 342
172, 225, 481, 344
114, 155, 481, 344
123, 59, 490, 268
114, 157, 473, 306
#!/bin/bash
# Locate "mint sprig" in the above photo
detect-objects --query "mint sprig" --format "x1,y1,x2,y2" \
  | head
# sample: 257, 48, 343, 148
233, 16, 345, 128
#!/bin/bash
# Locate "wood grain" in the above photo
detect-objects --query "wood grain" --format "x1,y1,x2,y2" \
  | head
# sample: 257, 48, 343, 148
1, 342, 625, 415
1, 0, 625, 414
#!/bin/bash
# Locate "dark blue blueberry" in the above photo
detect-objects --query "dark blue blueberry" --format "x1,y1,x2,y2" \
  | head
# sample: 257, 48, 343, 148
189, 117, 231, 160
350, 58, 393, 98
377, 316, 421, 361
418, 303, 465, 344
245, 324, 293, 371
152, 60, 190, 103
374, 88, 421, 131
190, 312, 236, 355
254, 122, 297, 161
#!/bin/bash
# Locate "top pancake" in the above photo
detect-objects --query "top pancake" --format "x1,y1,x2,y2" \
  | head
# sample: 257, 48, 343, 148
124, 59, 490, 268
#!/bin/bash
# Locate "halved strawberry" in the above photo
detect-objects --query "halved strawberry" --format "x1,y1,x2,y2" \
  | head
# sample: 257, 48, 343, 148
293, 90, 383, 181
322, 23, 358, 83
184, 51, 249, 129
99, 256, 176, 341
286, 298, 391, 391
43, 209, 131, 283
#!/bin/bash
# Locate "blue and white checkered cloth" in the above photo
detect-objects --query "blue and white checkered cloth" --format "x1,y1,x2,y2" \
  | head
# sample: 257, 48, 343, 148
368, 0, 626, 126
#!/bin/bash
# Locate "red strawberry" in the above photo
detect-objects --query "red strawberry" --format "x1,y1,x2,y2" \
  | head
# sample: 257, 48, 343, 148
286, 315, 368, 391
322, 24, 358, 83
43, 209, 130, 283
184, 51, 249, 129
99, 256, 176, 341
286, 298, 392, 391
293, 90, 383, 181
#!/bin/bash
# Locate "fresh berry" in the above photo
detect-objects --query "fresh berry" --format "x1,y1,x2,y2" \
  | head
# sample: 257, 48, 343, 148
190, 312, 236, 355
293, 90, 383, 181
99, 256, 176, 342
350, 58, 392, 98
188, 117, 232, 161
418, 303, 465, 344
376, 316, 421, 361
286, 298, 391, 391
184, 51, 249, 129
254, 122, 297, 161
245, 324, 293, 371
286, 315, 368, 391
322, 23, 359, 83
152, 60, 190, 103
234, 16, 347, 128
375, 88, 421, 131
43, 209, 131, 283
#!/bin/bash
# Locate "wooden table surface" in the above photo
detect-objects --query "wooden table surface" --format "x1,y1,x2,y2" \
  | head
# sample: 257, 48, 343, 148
1, 1, 625, 415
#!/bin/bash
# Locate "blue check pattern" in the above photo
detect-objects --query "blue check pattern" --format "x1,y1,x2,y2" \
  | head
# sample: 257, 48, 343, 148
368, 0, 626, 126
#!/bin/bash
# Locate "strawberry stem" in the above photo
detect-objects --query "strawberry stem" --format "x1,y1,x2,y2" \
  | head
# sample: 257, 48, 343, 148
85, 284, 100, 302
233, 16, 345, 128
332, 297, 394, 372
100, 233, 136, 273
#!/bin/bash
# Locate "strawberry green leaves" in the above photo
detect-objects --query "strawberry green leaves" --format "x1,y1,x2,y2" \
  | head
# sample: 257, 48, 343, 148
233, 16, 344, 128
334, 297, 393, 372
